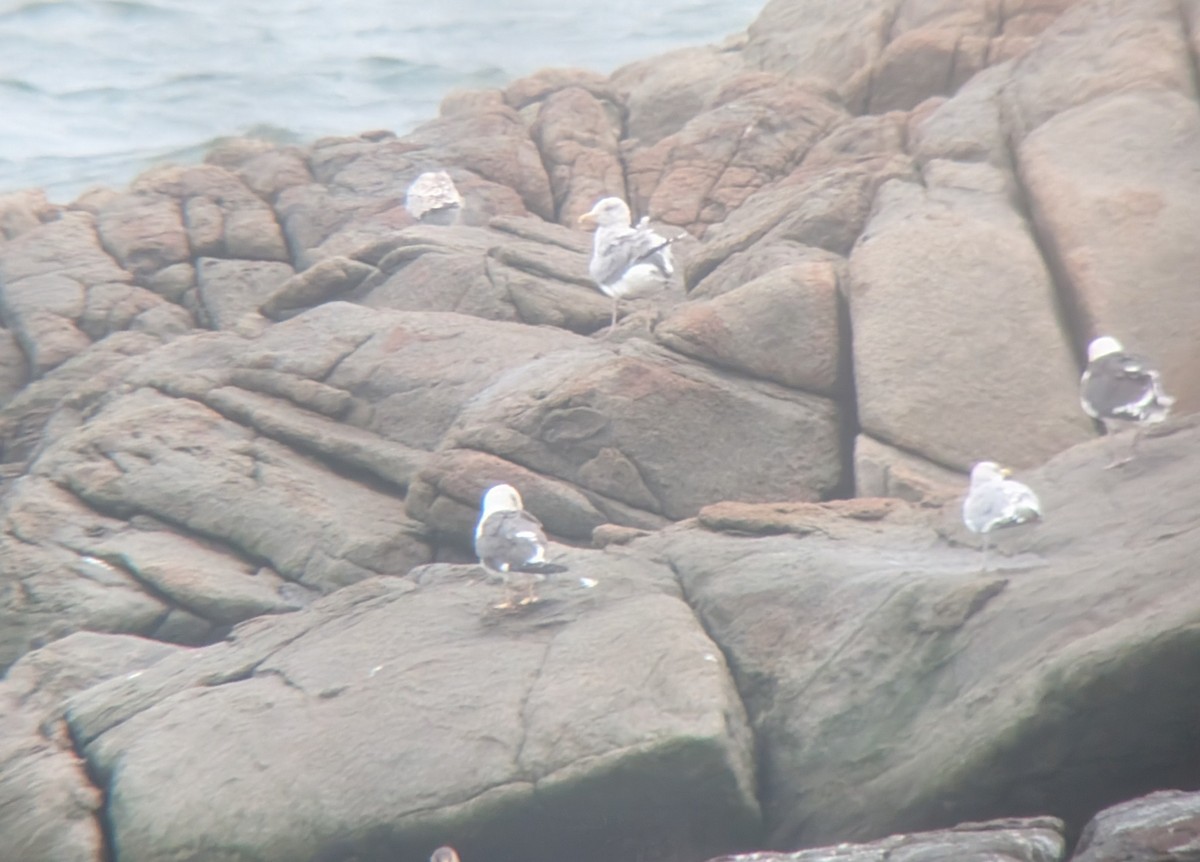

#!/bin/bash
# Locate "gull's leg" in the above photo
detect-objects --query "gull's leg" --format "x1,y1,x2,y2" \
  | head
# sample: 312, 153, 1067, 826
518, 579, 540, 606
600, 297, 618, 338
493, 581, 516, 610
1104, 428, 1139, 470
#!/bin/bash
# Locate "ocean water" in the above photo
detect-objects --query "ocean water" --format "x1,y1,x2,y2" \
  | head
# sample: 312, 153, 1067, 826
0, 0, 763, 202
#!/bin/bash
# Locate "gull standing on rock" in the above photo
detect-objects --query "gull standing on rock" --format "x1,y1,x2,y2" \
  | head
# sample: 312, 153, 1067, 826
474, 484, 567, 609
962, 461, 1042, 571
1080, 336, 1175, 468
405, 170, 464, 225
578, 196, 676, 335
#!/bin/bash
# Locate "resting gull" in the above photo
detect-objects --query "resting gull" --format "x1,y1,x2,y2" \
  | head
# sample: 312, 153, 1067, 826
405, 170, 463, 225
430, 848, 460, 862
578, 196, 675, 334
962, 461, 1041, 571
474, 484, 567, 609
1080, 336, 1174, 468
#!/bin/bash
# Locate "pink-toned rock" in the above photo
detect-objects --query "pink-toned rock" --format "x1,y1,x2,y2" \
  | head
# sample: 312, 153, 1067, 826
280, 137, 529, 266
503, 68, 617, 111
530, 86, 625, 224
854, 434, 963, 504
0, 212, 130, 287
79, 282, 193, 341
130, 163, 290, 263
847, 173, 1093, 470
0, 189, 59, 241
610, 44, 747, 146
685, 152, 913, 290
868, 28, 981, 113
406, 448, 609, 543
443, 340, 844, 520
0, 328, 28, 406
744, 0, 896, 111
95, 192, 189, 279
1002, 0, 1192, 140
657, 259, 842, 395
195, 258, 294, 329
260, 256, 378, 320
1017, 90, 1200, 415
403, 105, 555, 220
625, 76, 846, 236
235, 147, 314, 202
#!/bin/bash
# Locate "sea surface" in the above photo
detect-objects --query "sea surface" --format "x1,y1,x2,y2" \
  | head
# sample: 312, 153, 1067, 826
0, 0, 764, 202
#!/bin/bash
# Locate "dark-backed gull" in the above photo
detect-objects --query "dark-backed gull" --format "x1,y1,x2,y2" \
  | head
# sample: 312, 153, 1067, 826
1080, 336, 1174, 468
474, 484, 566, 609
962, 461, 1041, 570
405, 171, 463, 225
430, 848, 460, 862
578, 196, 675, 335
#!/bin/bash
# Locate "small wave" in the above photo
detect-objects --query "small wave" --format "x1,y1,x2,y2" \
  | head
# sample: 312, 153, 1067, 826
0, 0, 179, 22
0, 78, 43, 94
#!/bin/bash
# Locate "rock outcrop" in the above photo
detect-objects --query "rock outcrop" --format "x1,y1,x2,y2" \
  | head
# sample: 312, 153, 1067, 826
1, 0, 1199, 861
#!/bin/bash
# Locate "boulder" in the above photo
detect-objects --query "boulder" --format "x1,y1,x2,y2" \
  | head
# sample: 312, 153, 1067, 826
0, 632, 182, 862
259, 255, 379, 320
34, 386, 432, 595
706, 817, 1066, 862
625, 77, 846, 236
94, 192, 190, 279
1016, 90, 1200, 414
442, 340, 844, 520
195, 257, 294, 329
0, 188, 59, 240
657, 258, 843, 395
847, 172, 1093, 471
131, 163, 291, 263
1071, 790, 1200, 862
853, 434, 962, 504
611, 44, 747, 146
66, 566, 759, 862
529, 86, 625, 224
638, 413, 1200, 848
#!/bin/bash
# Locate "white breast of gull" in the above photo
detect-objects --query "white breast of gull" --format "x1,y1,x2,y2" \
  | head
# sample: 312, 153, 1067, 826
473, 484, 566, 609
962, 461, 1041, 570
578, 196, 676, 333
405, 170, 464, 225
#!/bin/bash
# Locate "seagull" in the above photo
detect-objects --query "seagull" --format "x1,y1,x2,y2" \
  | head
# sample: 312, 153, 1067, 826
962, 461, 1041, 571
577, 196, 675, 335
405, 171, 463, 225
1080, 336, 1174, 468
430, 848, 460, 862
473, 484, 567, 609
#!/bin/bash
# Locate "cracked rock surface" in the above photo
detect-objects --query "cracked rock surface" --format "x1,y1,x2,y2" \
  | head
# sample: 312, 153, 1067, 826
1, 0, 1200, 860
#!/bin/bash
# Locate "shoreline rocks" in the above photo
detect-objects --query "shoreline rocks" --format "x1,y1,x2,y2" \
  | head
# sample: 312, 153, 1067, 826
1, 0, 1199, 860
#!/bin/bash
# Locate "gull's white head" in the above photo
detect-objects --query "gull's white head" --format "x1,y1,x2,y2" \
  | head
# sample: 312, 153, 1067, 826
430, 848, 461, 862
578, 196, 632, 230
481, 483, 523, 516
1087, 336, 1124, 362
969, 461, 1011, 486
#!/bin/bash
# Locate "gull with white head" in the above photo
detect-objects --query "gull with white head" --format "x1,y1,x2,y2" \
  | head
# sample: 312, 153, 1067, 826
474, 484, 567, 609
578, 196, 675, 335
1080, 336, 1174, 468
962, 461, 1041, 571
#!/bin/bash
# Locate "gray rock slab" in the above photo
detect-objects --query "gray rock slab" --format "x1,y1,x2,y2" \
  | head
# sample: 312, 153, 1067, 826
636, 413, 1200, 848
68, 560, 759, 862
